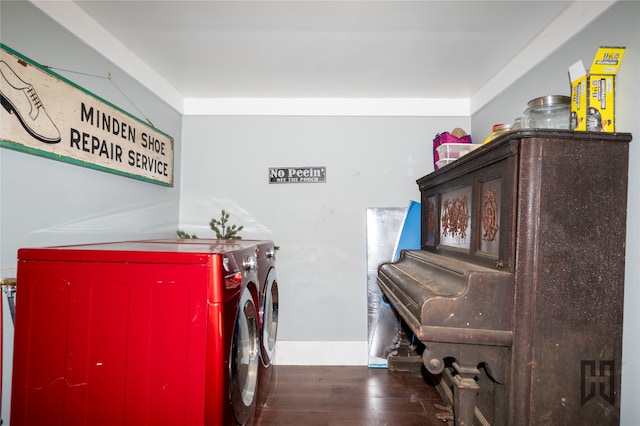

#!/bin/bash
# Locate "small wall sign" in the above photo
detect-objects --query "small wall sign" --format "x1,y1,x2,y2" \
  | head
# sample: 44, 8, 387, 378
269, 166, 326, 184
0, 44, 174, 186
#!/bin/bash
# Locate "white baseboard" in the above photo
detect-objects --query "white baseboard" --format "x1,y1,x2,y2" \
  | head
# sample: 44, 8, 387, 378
273, 341, 368, 366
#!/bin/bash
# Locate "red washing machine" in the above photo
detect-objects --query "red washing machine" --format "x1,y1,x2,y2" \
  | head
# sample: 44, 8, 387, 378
10, 239, 279, 426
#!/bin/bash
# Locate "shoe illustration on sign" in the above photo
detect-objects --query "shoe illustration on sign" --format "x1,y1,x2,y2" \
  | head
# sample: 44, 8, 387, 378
0, 60, 60, 144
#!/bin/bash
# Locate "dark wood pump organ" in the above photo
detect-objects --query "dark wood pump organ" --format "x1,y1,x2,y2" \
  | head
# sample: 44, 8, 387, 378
377, 130, 631, 425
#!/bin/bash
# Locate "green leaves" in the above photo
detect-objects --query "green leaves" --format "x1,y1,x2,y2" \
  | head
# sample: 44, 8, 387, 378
176, 229, 198, 239
177, 209, 244, 240
209, 209, 243, 240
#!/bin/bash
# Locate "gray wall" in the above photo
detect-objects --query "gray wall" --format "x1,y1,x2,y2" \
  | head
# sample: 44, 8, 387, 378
1, 0, 639, 424
0, 1, 183, 422
472, 2, 640, 424
0, 1, 183, 263
180, 115, 468, 342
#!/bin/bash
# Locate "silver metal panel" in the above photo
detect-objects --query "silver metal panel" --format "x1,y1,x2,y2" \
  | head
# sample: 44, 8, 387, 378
366, 207, 406, 368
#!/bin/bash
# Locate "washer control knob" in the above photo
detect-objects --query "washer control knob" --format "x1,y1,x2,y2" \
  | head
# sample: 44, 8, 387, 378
242, 255, 257, 271
266, 248, 276, 259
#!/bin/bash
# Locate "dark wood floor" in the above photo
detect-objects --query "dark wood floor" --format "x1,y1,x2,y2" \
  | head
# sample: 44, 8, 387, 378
254, 365, 452, 426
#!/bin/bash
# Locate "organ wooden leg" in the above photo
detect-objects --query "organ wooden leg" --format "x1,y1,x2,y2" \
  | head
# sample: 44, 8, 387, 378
452, 362, 480, 426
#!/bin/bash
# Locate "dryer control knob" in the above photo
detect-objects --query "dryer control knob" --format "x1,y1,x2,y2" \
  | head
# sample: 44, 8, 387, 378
243, 255, 257, 271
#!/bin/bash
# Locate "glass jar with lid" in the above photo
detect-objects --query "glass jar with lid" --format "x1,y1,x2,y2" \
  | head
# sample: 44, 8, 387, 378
521, 95, 571, 129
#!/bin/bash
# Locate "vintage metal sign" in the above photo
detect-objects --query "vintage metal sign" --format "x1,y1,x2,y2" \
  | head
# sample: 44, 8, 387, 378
269, 166, 326, 184
0, 44, 174, 186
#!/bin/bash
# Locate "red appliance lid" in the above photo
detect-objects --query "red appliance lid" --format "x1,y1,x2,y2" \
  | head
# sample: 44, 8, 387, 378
17, 238, 272, 264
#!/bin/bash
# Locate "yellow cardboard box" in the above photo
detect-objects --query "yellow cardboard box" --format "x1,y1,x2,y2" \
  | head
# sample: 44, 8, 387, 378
569, 46, 625, 132
587, 74, 615, 132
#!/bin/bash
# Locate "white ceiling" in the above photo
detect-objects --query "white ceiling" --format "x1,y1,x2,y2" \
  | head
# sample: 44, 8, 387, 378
31, 0, 617, 114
